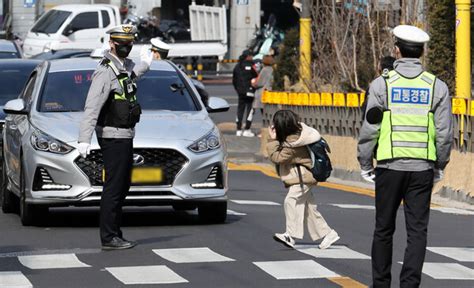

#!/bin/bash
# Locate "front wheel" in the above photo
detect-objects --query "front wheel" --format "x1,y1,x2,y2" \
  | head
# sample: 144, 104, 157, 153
19, 161, 47, 226
1, 159, 17, 213
198, 202, 227, 224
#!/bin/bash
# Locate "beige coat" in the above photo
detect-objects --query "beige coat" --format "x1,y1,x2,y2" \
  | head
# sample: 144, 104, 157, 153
266, 123, 321, 187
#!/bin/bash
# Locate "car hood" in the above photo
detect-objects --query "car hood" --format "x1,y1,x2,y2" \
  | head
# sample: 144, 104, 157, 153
30, 111, 216, 143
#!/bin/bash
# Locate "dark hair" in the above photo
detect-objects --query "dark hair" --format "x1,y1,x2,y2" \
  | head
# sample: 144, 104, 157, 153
272, 110, 302, 145
395, 41, 424, 58
380, 56, 395, 71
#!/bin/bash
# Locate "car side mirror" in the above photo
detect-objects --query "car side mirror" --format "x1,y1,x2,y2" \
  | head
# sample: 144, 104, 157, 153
3, 99, 27, 115
206, 97, 229, 113
63, 25, 74, 37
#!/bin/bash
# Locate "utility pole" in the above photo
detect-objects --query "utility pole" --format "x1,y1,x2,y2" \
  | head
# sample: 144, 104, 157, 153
299, 0, 311, 90
454, 0, 471, 148
455, 0, 471, 100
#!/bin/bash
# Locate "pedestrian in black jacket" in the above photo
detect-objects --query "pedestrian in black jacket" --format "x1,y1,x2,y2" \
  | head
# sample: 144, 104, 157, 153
232, 49, 258, 137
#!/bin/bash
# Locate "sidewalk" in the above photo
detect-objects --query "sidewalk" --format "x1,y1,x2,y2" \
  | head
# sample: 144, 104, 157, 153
220, 124, 474, 210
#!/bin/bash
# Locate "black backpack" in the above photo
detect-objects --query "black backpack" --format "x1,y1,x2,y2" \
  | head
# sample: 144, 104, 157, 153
305, 138, 332, 182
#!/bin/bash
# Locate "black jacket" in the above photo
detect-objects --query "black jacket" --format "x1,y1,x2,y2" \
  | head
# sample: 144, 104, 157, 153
232, 60, 257, 95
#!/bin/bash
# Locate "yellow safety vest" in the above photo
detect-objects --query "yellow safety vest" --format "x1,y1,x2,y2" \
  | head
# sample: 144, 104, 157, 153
376, 70, 437, 161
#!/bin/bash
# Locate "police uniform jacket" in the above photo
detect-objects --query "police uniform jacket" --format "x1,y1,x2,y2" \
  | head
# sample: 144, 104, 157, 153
78, 51, 150, 144
357, 58, 453, 172
267, 123, 320, 187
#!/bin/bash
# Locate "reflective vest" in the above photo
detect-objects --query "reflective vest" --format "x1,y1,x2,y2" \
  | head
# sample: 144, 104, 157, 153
376, 70, 437, 161
97, 58, 141, 128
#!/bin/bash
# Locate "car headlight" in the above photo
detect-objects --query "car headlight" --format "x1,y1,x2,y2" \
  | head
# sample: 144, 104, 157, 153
30, 129, 73, 154
188, 127, 221, 153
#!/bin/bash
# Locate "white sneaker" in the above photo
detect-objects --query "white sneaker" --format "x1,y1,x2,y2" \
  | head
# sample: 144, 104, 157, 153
236, 130, 243, 136
242, 129, 255, 137
319, 229, 340, 249
273, 232, 295, 248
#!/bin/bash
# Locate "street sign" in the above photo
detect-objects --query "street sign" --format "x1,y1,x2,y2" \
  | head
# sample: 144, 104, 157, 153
236, 0, 249, 5
24, 0, 35, 8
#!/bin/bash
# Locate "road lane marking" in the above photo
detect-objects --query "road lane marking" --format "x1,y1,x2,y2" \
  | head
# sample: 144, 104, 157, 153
227, 209, 247, 216
328, 276, 368, 288
106, 265, 188, 285
0, 248, 101, 258
427, 247, 474, 262
295, 245, 370, 260
18, 253, 90, 269
227, 162, 376, 198
153, 247, 235, 263
420, 263, 474, 280
231, 199, 281, 206
228, 162, 448, 209
253, 260, 339, 279
431, 207, 474, 215
0, 271, 32, 288
329, 204, 375, 210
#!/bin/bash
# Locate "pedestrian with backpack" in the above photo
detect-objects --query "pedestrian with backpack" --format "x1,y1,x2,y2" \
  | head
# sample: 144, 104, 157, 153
266, 110, 339, 249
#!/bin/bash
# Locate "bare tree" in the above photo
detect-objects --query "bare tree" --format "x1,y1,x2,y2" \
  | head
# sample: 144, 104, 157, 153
297, 0, 396, 92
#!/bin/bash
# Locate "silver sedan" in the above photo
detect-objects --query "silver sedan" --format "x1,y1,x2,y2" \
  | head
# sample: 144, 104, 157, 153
1, 58, 229, 226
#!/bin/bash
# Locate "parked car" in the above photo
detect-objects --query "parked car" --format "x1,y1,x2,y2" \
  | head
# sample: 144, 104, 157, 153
0, 39, 23, 59
22, 4, 120, 58
31, 49, 93, 60
1, 58, 230, 226
0, 59, 42, 154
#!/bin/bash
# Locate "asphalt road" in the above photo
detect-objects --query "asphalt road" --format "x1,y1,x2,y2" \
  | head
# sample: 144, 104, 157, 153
0, 84, 472, 287
0, 169, 473, 287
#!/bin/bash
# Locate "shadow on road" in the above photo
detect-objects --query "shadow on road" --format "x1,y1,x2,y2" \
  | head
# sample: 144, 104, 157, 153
20, 207, 242, 228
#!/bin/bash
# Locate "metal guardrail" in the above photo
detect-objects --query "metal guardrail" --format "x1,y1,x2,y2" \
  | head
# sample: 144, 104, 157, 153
262, 91, 473, 153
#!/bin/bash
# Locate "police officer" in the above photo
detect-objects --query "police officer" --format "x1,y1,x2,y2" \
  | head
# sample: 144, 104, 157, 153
149, 37, 210, 107
358, 25, 453, 287
78, 24, 153, 250
150, 38, 171, 60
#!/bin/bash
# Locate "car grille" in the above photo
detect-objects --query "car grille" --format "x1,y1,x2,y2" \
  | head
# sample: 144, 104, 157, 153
75, 148, 188, 186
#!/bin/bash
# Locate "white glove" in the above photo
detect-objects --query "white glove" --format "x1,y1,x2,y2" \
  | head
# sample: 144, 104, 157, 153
361, 169, 375, 183
77, 142, 91, 158
140, 45, 153, 66
433, 169, 444, 184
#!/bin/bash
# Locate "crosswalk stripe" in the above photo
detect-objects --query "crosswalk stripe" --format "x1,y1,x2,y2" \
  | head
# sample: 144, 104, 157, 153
0, 271, 32, 288
231, 199, 280, 206
18, 253, 91, 269
106, 265, 188, 285
295, 245, 370, 259
152, 247, 235, 263
421, 263, 474, 280
427, 247, 474, 262
253, 260, 339, 280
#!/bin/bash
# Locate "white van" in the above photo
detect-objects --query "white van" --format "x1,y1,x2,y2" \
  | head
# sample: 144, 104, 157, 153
23, 4, 120, 58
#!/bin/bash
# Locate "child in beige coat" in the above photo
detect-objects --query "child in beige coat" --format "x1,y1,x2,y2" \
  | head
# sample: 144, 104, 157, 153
266, 110, 339, 249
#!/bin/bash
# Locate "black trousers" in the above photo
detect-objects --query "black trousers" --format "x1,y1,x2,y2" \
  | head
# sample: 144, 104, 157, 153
236, 94, 254, 130
98, 138, 133, 243
372, 168, 434, 288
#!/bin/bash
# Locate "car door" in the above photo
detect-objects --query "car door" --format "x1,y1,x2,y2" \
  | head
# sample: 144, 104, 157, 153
4, 73, 37, 192
63, 11, 102, 49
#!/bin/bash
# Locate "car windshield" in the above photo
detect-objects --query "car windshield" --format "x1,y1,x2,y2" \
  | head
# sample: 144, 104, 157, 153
0, 66, 35, 105
39, 70, 198, 112
31, 10, 71, 34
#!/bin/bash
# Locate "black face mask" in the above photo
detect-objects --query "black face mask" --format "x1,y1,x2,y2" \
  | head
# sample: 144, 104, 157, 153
115, 43, 133, 58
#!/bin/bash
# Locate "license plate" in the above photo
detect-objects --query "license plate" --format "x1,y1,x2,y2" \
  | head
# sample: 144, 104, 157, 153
102, 167, 163, 184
